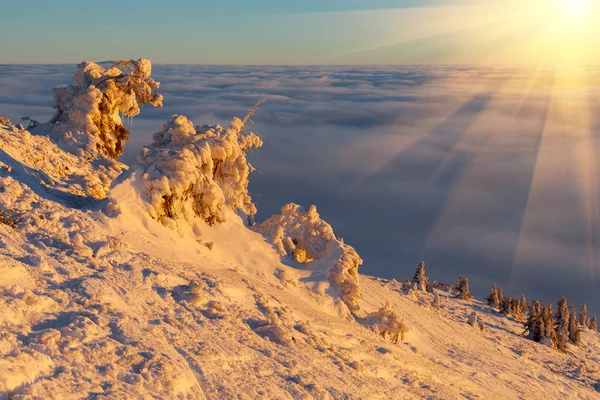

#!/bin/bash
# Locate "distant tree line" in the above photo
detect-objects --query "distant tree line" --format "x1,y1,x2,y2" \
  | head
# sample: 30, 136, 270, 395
399, 262, 598, 353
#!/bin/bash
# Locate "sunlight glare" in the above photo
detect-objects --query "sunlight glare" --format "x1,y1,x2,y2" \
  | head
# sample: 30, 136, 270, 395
565, 0, 586, 16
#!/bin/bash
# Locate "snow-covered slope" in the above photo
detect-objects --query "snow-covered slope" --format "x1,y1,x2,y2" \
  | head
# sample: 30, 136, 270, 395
1, 115, 600, 400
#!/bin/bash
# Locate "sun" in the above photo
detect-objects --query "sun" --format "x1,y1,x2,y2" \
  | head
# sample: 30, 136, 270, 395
564, 0, 587, 16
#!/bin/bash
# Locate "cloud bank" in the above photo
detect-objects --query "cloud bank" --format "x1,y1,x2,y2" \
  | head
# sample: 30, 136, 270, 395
2, 64, 599, 311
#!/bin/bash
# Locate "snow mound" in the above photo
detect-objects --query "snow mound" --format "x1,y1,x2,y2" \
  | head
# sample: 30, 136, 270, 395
366, 302, 409, 343
133, 114, 262, 228
0, 123, 122, 200
255, 203, 362, 313
48, 58, 163, 159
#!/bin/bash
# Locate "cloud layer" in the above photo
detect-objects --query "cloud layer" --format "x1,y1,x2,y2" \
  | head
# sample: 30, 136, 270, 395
2, 64, 600, 311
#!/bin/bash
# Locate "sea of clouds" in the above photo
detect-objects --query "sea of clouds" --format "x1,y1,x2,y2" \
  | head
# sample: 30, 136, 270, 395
1, 64, 599, 311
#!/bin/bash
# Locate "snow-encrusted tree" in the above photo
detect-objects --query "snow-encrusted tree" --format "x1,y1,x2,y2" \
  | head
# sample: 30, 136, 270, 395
512, 298, 525, 321
541, 304, 557, 348
521, 294, 527, 316
409, 261, 428, 292
525, 300, 544, 342
486, 284, 502, 308
554, 297, 570, 352
454, 277, 471, 302
500, 296, 512, 315
136, 113, 263, 227
590, 316, 598, 331
579, 304, 590, 328
568, 306, 581, 346
50, 59, 163, 159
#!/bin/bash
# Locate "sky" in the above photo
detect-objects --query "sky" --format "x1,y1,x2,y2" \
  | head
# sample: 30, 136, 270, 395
1, 0, 599, 65
2, 63, 600, 313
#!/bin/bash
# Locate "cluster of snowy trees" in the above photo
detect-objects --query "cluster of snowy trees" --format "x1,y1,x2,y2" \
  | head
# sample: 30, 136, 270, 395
487, 285, 597, 351
486, 285, 526, 321
399, 262, 598, 351
402, 262, 471, 306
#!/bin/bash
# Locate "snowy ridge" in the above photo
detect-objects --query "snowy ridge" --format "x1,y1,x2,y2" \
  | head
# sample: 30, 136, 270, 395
1, 65, 600, 398
0, 120, 123, 201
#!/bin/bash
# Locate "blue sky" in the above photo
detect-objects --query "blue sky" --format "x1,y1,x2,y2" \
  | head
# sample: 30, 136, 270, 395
2, 1, 599, 64
0, 0, 487, 64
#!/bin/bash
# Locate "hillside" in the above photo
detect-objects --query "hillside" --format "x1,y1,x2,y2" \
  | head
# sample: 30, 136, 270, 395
1, 63, 600, 399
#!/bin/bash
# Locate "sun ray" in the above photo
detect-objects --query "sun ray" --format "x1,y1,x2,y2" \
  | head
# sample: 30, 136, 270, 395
423, 62, 550, 252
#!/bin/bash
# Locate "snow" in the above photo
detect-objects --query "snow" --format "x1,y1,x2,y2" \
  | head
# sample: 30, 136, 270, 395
2, 70, 600, 399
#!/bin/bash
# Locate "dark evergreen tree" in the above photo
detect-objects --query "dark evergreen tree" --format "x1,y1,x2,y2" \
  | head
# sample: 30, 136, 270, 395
590, 316, 598, 331
525, 300, 544, 342
568, 306, 581, 346
542, 304, 557, 349
579, 304, 590, 328
555, 297, 570, 352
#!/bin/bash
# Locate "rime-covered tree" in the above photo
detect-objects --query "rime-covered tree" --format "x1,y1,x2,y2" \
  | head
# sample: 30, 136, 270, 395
50, 58, 163, 159
486, 284, 502, 308
541, 304, 557, 348
454, 277, 472, 302
512, 298, 525, 321
579, 304, 590, 328
555, 297, 570, 352
568, 306, 581, 346
525, 300, 544, 342
410, 261, 429, 292
590, 316, 598, 331
521, 294, 527, 316
500, 296, 511, 314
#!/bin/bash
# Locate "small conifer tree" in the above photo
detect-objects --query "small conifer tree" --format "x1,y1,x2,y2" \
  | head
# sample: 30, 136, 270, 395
411, 261, 428, 292
579, 304, 590, 328
590, 316, 598, 331
555, 297, 570, 352
542, 304, 557, 348
568, 306, 581, 346
521, 294, 527, 316
525, 300, 544, 342
454, 277, 472, 303
486, 285, 501, 308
